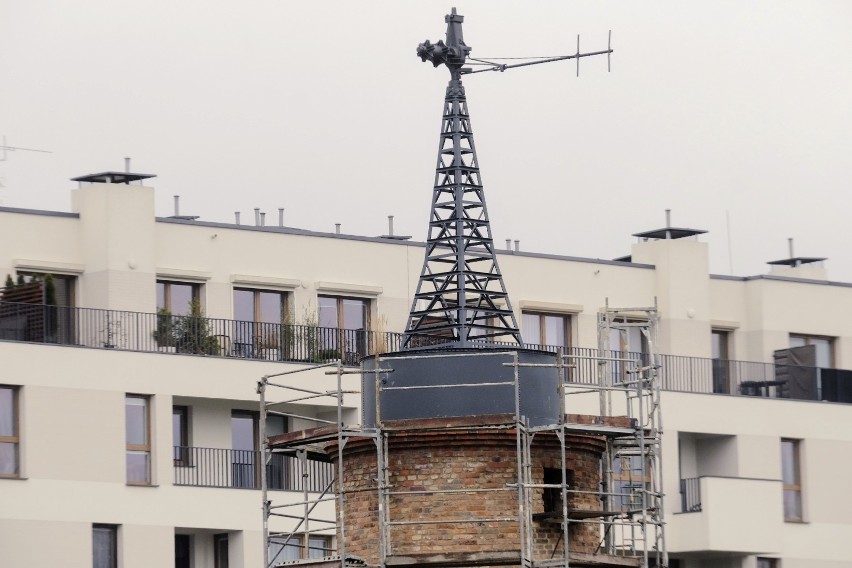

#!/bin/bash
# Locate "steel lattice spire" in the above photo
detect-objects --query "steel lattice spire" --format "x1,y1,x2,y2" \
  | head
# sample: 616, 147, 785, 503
403, 8, 522, 349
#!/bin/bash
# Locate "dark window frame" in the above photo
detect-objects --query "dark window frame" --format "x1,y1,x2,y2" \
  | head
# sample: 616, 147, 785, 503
92, 524, 118, 568
173, 405, 189, 465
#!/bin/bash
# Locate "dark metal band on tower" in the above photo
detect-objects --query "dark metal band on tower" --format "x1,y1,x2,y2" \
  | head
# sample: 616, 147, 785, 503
403, 8, 522, 349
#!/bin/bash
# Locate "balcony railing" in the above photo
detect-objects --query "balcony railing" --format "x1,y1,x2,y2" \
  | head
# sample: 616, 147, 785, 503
679, 477, 702, 512
173, 446, 333, 492
0, 300, 401, 364
2, 300, 851, 403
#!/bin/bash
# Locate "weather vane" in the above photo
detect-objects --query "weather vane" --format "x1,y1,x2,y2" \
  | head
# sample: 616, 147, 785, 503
403, 8, 612, 350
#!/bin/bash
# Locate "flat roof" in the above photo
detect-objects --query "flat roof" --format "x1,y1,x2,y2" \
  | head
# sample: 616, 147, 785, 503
632, 226, 707, 240
70, 171, 157, 184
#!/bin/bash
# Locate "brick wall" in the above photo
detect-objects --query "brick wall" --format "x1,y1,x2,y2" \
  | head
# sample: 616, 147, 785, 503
330, 427, 606, 564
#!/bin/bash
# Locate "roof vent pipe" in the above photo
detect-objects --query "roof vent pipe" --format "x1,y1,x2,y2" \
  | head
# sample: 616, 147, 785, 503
173, 195, 180, 217
788, 237, 794, 258
260, 212, 266, 227
665, 208, 671, 227
514, 240, 520, 252
388, 215, 395, 237
278, 208, 284, 227
335, 223, 341, 235
124, 157, 131, 173
235, 211, 241, 225
506, 239, 512, 251
254, 208, 260, 226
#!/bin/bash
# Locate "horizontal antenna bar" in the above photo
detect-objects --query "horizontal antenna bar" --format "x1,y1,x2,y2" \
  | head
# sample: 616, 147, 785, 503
462, 48, 613, 75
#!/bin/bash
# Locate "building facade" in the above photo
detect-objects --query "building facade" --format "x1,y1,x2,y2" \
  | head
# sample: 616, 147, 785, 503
0, 174, 850, 568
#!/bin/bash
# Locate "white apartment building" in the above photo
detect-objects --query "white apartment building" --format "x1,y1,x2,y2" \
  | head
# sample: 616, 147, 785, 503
1, 172, 850, 568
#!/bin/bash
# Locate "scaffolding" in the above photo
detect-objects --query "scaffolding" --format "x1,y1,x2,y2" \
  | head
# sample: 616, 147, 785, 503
258, 309, 667, 568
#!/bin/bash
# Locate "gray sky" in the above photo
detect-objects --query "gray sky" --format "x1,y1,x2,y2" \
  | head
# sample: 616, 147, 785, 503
2, 1, 851, 281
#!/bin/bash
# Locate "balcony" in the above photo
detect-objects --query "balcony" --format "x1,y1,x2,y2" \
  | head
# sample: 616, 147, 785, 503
173, 446, 333, 492
2, 300, 852, 404
669, 476, 782, 554
0, 300, 401, 365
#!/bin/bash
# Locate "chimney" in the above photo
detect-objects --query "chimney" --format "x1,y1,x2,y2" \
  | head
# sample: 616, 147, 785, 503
506, 239, 512, 251
388, 215, 395, 237
335, 223, 341, 235
235, 211, 241, 225
254, 208, 260, 226
173, 195, 180, 217
124, 157, 131, 173
514, 240, 520, 252
260, 212, 266, 227
279, 208, 285, 227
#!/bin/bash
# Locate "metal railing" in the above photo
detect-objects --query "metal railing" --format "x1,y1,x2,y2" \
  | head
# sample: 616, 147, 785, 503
0, 300, 401, 364
2, 300, 851, 403
679, 477, 702, 512
173, 446, 333, 492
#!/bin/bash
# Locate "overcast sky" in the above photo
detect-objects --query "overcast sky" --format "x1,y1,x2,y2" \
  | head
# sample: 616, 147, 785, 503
2, 1, 851, 281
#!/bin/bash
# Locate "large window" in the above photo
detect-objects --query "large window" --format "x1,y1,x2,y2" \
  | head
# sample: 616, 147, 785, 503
0, 385, 20, 477
126, 395, 151, 485
92, 524, 118, 568
756, 559, 778, 568
231, 411, 287, 489
318, 296, 370, 361
711, 329, 731, 394
156, 281, 200, 316
522, 312, 570, 349
789, 334, 833, 368
232, 288, 288, 357
781, 438, 803, 521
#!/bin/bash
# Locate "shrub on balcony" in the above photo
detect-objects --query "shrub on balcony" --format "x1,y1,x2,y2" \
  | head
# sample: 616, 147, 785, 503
173, 300, 219, 355
153, 308, 176, 348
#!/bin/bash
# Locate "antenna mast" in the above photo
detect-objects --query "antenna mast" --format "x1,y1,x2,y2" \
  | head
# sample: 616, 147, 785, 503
403, 8, 612, 350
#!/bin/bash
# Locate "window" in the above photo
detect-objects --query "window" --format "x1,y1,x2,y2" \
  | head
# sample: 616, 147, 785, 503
13, 272, 77, 343
231, 411, 257, 488
711, 329, 731, 393
757, 558, 778, 568
607, 318, 650, 385
16, 271, 76, 306
233, 288, 288, 357
611, 455, 651, 512
92, 524, 118, 568
175, 534, 191, 568
318, 296, 370, 361
126, 395, 151, 484
157, 280, 200, 316
0, 386, 20, 477
173, 406, 189, 465
522, 312, 570, 350
789, 334, 833, 368
269, 535, 332, 562
214, 533, 229, 568
781, 438, 803, 521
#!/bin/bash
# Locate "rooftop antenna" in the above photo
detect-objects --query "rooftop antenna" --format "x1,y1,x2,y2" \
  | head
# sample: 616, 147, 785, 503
0, 136, 52, 162
404, 8, 612, 349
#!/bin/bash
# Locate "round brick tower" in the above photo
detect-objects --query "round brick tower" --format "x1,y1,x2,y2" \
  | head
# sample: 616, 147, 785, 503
327, 414, 610, 566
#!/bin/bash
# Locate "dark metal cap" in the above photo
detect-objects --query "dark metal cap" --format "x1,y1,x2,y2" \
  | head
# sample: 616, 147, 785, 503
70, 172, 157, 184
